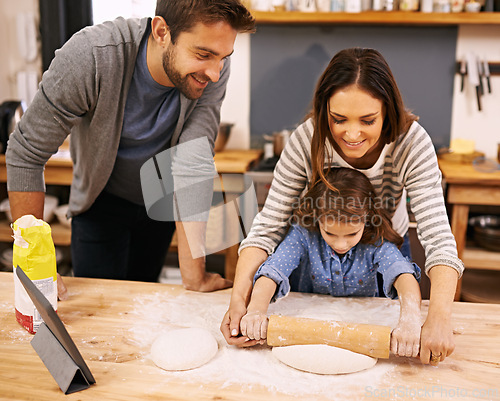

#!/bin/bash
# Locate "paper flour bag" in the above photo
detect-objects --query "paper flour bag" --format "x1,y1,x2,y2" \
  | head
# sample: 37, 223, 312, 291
12, 215, 57, 334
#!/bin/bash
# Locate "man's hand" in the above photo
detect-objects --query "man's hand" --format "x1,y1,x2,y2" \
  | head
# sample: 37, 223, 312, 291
57, 273, 68, 300
184, 271, 232, 292
175, 221, 232, 292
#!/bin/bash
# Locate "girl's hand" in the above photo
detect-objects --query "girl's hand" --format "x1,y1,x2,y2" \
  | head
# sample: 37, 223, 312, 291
419, 312, 455, 366
391, 318, 421, 358
240, 311, 269, 345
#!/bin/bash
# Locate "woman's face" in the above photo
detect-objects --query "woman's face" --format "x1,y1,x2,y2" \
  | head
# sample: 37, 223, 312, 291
328, 85, 385, 164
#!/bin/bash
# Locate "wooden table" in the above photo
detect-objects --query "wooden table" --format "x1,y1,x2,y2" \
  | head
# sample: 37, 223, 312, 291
0, 150, 263, 281
438, 158, 500, 301
0, 272, 499, 401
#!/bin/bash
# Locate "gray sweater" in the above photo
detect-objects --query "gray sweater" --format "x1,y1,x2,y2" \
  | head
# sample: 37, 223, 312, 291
6, 17, 229, 217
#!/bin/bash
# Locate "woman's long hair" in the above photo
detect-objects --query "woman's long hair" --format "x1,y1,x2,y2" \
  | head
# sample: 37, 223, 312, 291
310, 47, 418, 188
293, 167, 403, 247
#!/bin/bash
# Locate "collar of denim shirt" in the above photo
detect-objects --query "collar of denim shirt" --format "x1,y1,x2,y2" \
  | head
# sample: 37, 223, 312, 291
319, 235, 356, 263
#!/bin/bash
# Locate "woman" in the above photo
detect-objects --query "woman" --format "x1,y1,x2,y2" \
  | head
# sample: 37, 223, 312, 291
221, 47, 463, 366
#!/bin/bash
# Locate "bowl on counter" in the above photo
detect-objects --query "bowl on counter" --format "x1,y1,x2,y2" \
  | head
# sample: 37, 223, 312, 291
469, 215, 500, 252
0, 195, 59, 223
214, 122, 234, 152
54, 204, 71, 228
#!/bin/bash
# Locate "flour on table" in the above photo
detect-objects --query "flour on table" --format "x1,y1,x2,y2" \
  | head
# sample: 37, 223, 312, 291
128, 291, 400, 399
151, 327, 218, 371
272, 344, 377, 375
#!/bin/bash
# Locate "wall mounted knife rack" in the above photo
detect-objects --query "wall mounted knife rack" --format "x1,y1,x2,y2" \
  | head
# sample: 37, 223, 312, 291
455, 62, 500, 76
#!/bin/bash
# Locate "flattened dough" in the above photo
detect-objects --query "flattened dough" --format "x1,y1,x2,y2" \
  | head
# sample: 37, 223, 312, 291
151, 328, 218, 371
272, 344, 377, 375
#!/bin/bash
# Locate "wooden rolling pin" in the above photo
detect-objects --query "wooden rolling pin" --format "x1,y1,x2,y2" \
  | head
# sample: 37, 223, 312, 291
266, 315, 391, 359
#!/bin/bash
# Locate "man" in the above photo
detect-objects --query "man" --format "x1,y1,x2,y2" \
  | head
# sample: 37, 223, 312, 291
6, 0, 255, 297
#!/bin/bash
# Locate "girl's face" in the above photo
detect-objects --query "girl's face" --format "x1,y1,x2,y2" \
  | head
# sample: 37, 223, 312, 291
328, 85, 385, 165
318, 217, 365, 256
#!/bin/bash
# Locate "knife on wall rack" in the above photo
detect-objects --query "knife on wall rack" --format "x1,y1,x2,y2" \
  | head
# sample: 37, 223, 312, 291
466, 52, 481, 111
483, 59, 492, 94
455, 61, 500, 76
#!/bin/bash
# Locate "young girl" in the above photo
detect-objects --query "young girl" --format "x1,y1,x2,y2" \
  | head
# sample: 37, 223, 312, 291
240, 167, 422, 358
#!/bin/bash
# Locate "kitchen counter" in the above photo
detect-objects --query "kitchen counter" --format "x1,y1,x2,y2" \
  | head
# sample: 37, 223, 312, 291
438, 158, 500, 301
0, 272, 499, 400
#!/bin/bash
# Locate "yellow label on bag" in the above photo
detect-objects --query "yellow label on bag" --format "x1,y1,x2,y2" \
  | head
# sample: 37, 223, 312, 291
12, 215, 57, 333
13, 216, 57, 281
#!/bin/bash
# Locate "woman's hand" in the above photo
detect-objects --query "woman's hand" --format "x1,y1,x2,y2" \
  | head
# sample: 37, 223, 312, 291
240, 311, 268, 345
391, 318, 421, 357
419, 265, 458, 366
419, 311, 455, 366
220, 247, 269, 346
220, 300, 255, 347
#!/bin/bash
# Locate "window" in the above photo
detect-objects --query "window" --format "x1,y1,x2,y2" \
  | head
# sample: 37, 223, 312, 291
92, 0, 155, 25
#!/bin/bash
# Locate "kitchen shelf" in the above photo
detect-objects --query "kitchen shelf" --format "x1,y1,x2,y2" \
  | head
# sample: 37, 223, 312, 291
0, 220, 71, 246
251, 10, 500, 25
461, 269, 500, 303
462, 244, 500, 270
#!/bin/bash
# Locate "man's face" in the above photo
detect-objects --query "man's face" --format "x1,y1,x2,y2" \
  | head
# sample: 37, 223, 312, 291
162, 21, 236, 100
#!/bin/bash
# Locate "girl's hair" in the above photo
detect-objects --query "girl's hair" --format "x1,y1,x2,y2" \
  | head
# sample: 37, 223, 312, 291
310, 47, 418, 187
293, 167, 403, 247
155, 0, 255, 44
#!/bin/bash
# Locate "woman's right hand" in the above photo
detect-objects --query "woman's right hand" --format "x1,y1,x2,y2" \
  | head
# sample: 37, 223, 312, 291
220, 301, 262, 347
220, 300, 250, 346
220, 247, 269, 347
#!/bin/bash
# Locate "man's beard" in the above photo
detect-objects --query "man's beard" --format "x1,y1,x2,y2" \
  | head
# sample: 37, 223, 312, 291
162, 44, 208, 100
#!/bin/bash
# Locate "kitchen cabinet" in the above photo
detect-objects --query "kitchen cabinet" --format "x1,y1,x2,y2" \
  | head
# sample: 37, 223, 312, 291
438, 158, 500, 302
252, 10, 500, 25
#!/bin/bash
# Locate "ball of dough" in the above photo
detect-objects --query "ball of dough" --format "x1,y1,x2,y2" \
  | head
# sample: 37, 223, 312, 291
272, 344, 377, 375
151, 328, 218, 371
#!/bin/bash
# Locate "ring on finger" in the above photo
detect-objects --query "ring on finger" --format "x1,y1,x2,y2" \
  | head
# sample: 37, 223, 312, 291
430, 352, 442, 363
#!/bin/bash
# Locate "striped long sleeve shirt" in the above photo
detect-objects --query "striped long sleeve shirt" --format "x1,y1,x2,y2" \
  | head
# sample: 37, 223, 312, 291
240, 118, 464, 276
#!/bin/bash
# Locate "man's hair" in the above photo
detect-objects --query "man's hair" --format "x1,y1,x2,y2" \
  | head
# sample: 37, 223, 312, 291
156, 0, 256, 44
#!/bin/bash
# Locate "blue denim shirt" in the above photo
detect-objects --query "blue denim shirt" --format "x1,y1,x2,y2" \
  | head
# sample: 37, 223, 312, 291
255, 224, 420, 301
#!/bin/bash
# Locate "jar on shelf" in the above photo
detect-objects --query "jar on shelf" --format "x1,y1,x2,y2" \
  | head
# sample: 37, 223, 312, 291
272, 0, 287, 10
345, 0, 362, 11
252, 0, 271, 11
434, 0, 451, 11
331, 0, 345, 11
400, 0, 419, 9
421, 0, 434, 11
